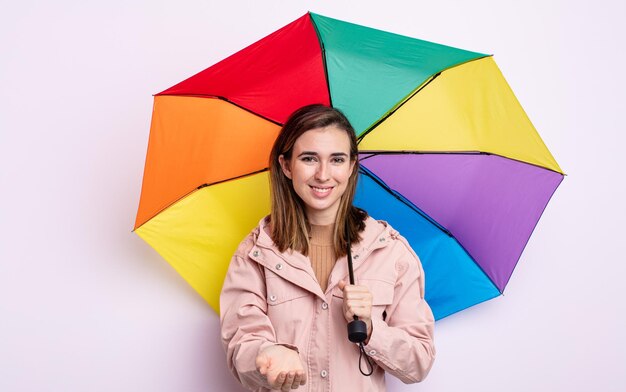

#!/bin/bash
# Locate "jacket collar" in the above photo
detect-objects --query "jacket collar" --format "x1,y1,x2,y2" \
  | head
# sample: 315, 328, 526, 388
253, 215, 395, 250
248, 215, 398, 298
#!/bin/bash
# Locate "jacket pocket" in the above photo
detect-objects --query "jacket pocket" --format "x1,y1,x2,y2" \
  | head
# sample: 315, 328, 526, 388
366, 279, 394, 322
264, 273, 311, 343
360, 279, 395, 306
265, 273, 309, 306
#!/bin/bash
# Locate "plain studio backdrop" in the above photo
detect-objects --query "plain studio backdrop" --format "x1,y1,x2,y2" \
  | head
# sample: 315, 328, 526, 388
1, 0, 624, 391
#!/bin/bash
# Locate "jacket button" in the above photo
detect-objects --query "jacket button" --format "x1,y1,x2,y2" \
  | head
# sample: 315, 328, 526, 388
320, 370, 328, 378
269, 295, 277, 302
368, 350, 377, 356
321, 302, 328, 310
353, 254, 359, 260
275, 263, 283, 270
379, 237, 385, 242
252, 250, 259, 257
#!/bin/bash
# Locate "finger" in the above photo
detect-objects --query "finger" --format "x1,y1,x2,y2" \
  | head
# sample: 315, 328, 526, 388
291, 371, 305, 388
347, 299, 372, 308
290, 374, 301, 389
255, 355, 269, 375
342, 289, 367, 301
344, 286, 371, 297
296, 370, 307, 386
349, 303, 372, 317
347, 298, 372, 308
345, 304, 374, 321
346, 299, 370, 311
281, 372, 295, 391
285, 372, 296, 388
338, 280, 346, 290
272, 371, 287, 388
352, 309, 371, 320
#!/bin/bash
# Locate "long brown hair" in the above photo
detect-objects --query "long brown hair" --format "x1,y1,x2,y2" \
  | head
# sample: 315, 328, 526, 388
268, 104, 367, 258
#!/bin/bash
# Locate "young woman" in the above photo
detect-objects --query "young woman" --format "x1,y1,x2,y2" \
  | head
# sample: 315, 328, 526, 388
220, 105, 435, 391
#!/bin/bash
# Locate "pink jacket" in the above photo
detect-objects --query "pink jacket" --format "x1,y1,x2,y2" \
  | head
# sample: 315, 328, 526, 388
220, 216, 435, 391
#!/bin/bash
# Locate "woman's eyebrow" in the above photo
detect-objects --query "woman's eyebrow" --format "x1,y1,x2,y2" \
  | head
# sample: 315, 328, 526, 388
297, 151, 349, 158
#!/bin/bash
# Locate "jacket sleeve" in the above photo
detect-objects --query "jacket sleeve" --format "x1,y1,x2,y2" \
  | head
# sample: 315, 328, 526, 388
219, 240, 279, 390
363, 239, 436, 383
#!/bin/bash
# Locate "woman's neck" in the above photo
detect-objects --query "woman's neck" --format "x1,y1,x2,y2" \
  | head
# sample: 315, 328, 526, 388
309, 222, 334, 245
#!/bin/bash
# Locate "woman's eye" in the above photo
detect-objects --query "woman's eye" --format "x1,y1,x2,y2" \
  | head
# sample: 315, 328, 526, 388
301, 156, 316, 163
332, 157, 346, 164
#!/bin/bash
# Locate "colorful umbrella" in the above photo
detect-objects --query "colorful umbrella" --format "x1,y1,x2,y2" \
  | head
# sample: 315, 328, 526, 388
134, 12, 563, 320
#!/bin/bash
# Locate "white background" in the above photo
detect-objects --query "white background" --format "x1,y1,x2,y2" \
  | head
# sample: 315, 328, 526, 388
1, 0, 625, 391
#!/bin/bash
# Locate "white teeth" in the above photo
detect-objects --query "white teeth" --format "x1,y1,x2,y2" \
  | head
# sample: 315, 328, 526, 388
311, 186, 332, 193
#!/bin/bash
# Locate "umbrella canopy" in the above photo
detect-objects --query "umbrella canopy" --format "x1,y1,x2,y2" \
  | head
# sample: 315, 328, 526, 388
134, 12, 563, 320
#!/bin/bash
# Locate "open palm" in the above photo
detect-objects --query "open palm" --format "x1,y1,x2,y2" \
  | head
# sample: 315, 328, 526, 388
256, 345, 307, 390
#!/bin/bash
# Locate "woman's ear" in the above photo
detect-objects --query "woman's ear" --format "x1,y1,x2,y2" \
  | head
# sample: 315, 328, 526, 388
278, 155, 292, 179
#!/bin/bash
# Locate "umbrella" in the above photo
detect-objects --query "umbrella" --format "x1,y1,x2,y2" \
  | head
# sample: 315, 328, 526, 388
134, 12, 563, 320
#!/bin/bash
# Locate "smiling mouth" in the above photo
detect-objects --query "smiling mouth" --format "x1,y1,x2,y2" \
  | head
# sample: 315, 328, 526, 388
310, 186, 333, 194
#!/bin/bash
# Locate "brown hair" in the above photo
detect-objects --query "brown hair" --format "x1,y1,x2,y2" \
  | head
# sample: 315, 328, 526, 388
268, 104, 367, 258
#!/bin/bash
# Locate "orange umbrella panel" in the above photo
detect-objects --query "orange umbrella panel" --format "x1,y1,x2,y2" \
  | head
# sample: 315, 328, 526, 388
135, 96, 280, 230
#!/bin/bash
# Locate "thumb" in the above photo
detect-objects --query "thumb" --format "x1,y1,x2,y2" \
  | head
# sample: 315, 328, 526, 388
338, 280, 347, 290
255, 353, 270, 375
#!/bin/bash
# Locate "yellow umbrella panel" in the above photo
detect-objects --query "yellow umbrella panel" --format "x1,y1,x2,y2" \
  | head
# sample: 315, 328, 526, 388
136, 171, 270, 312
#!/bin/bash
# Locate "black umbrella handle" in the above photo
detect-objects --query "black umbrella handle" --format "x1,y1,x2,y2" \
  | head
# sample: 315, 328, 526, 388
345, 224, 374, 376
348, 318, 368, 343
346, 232, 368, 343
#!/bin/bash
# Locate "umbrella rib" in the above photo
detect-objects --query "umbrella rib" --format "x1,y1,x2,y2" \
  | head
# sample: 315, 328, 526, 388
359, 150, 565, 175
159, 93, 284, 126
356, 71, 441, 143
195, 168, 269, 189
309, 11, 333, 107
359, 150, 486, 160
359, 166, 450, 235
355, 55, 492, 143
134, 168, 269, 231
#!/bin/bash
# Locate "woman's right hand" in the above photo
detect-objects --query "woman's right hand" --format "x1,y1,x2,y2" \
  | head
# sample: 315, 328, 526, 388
256, 344, 307, 390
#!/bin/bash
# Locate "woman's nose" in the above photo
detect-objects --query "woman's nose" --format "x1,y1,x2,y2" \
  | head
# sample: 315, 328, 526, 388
315, 162, 330, 181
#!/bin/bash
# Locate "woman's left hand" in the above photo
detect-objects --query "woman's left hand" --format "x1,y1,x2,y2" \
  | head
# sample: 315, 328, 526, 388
338, 280, 373, 343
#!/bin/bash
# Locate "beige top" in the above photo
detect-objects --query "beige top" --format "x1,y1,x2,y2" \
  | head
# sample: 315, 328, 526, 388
309, 223, 336, 292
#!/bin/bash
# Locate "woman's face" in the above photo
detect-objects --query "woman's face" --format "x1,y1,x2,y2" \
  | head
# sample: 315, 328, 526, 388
279, 125, 355, 225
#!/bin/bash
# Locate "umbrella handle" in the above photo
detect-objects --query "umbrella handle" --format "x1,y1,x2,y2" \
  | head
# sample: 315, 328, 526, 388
348, 318, 368, 343
345, 223, 374, 376
346, 231, 368, 343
